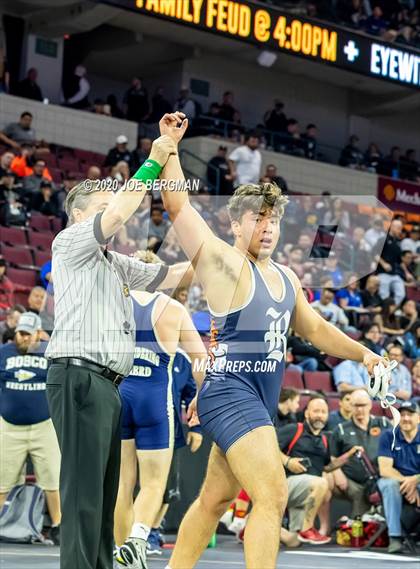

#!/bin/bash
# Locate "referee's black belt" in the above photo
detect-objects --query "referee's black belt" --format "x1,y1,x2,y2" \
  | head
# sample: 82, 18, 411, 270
51, 357, 124, 386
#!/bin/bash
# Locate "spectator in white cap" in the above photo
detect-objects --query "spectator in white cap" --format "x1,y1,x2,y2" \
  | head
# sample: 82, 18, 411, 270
62, 64, 90, 109
104, 134, 132, 169
0, 311, 61, 544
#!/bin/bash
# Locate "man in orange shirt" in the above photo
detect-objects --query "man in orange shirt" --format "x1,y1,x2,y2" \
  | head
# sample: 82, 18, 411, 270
11, 145, 52, 180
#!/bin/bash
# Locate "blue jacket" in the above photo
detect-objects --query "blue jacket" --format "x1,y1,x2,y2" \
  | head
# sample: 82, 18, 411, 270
172, 350, 202, 449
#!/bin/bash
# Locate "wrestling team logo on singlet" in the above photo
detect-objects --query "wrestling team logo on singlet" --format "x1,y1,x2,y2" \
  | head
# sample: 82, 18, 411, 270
264, 308, 291, 363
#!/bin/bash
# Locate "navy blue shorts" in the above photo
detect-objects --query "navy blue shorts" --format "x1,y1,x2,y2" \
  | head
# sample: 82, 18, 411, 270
197, 378, 273, 454
119, 377, 174, 450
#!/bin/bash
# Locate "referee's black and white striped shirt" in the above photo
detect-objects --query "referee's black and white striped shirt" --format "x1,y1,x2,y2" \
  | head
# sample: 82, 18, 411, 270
45, 212, 168, 376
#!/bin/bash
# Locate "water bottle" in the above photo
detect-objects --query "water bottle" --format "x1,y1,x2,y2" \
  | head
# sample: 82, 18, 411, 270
207, 533, 217, 548
351, 516, 363, 548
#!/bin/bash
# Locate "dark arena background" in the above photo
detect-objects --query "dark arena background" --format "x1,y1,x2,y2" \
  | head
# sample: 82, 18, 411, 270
0, 1, 419, 568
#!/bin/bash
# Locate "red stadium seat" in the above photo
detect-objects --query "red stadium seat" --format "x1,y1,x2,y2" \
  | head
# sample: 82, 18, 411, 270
51, 217, 63, 234
371, 401, 384, 417
7, 267, 38, 288
0, 226, 28, 247
406, 287, 420, 302
328, 398, 340, 412
49, 167, 63, 184
298, 395, 310, 411
283, 368, 304, 390
58, 158, 79, 172
30, 215, 51, 232
14, 291, 29, 306
304, 371, 334, 393
1, 245, 34, 267
34, 250, 51, 267
28, 231, 54, 251
43, 154, 58, 168
325, 356, 343, 368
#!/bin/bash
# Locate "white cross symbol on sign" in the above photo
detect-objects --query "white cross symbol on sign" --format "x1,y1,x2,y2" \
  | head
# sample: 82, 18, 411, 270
344, 40, 360, 62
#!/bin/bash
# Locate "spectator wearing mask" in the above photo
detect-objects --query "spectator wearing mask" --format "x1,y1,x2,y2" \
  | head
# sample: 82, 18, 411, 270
333, 359, 370, 392
330, 390, 390, 519
174, 88, 196, 122
339, 135, 364, 169
22, 158, 52, 195
378, 401, 420, 554
228, 132, 262, 186
63, 65, 90, 109
274, 388, 300, 429
263, 100, 287, 134
0, 304, 25, 343
31, 180, 58, 217
375, 218, 405, 306
207, 145, 234, 195
218, 91, 236, 122
364, 142, 382, 173
263, 164, 289, 194
327, 391, 353, 431
386, 344, 412, 401
360, 275, 383, 315
302, 124, 318, 160
15, 68, 43, 102
104, 135, 132, 169
123, 77, 149, 123
0, 112, 36, 149
0, 312, 61, 543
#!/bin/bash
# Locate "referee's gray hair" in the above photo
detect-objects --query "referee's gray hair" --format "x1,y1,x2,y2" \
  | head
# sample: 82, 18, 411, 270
65, 180, 102, 223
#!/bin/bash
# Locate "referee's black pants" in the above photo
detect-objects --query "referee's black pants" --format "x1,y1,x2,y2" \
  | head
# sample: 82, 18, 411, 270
46, 361, 122, 569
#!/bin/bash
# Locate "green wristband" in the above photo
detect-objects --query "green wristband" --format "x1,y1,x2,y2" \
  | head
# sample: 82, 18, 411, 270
132, 159, 162, 183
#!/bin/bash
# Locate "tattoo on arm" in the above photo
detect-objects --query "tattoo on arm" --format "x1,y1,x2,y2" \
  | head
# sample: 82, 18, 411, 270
211, 253, 237, 282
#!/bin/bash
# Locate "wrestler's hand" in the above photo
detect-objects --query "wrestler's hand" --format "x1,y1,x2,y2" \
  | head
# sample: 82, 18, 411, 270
187, 395, 200, 427
159, 112, 188, 144
187, 431, 203, 453
362, 351, 384, 376
149, 135, 178, 167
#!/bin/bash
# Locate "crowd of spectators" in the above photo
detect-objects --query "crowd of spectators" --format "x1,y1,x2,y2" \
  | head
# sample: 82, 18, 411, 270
0, 137, 419, 555
4, 65, 420, 188
264, 0, 420, 47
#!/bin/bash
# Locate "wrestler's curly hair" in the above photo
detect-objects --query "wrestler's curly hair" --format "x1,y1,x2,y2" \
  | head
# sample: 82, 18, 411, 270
226, 183, 288, 222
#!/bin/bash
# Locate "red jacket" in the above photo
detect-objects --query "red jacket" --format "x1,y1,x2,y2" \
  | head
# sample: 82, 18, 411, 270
0, 276, 15, 310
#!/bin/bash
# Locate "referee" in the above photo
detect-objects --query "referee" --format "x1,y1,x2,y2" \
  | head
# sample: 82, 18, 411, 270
46, 114, 188, 569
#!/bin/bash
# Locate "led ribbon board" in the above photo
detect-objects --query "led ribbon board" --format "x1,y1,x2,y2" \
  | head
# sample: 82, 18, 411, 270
102, 0, 420, 89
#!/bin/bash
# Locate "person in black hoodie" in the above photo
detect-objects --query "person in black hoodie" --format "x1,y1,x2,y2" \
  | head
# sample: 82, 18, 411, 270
274, 388, 300, 429
287, 331, 327, 372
